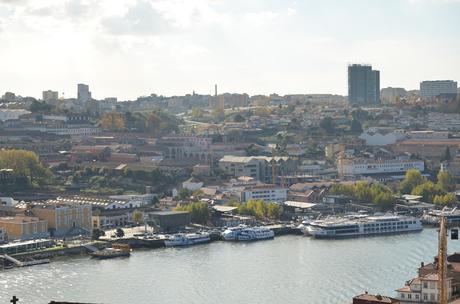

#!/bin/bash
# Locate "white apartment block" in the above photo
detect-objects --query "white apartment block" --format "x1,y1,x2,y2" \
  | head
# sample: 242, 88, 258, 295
341, 159, 424, 176
0, 109, 30, 121
237, 184, 288, 203
420, 80, 457, 99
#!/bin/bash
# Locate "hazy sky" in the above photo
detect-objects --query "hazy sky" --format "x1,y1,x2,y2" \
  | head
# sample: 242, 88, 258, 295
0, 0, 459, 100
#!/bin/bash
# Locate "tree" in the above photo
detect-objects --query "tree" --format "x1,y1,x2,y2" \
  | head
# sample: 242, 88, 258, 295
92, 228, 105, 240
411, 181, 444, 203
178, 188, 192, 200
30, 100, 52, 113
245, 144, 262, 156
174, 202, 210, 224
399, 169, 426, 194
373, 192, 395, 210
116, 228, 125, 238
230, 199, 282, 220
132, 210, 144, 225
191, 107, 204, 119
437, 171, 456, 192
350, 119, 363, 133
433, 193, 457, 206
254, 107, 271, 117
329, 181, 395, 211
442, 147, 452, 161
99, 112, 125, 131
319, 117, 336, 134
211, 107, 225, 121
0, 149, 52, 190
233, 113, 246, 122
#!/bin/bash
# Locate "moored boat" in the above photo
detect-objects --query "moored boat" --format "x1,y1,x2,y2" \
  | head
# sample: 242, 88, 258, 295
222, 226, 274, 241
164, 232, 211, 247
306, 214, 422, 239
90, 243, 131, 259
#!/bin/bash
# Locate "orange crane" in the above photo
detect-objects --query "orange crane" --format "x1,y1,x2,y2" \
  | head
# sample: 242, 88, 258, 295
438, 215, 448, 304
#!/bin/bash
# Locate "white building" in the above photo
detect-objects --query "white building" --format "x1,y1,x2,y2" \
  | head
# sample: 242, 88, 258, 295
0, 197, 19, 207
420, 80, 457, 99
182, 177, 204, 191
380, 87, 407, 104
42, 90, 58, 102
237, 184, 288, 203
359, 128, 406, 146
396, 273, 452, 303
0, 109, 30, 121
341, 159, 424, 176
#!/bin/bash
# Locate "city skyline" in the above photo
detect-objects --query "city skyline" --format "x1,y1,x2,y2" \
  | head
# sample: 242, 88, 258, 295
0, 0, 459, 100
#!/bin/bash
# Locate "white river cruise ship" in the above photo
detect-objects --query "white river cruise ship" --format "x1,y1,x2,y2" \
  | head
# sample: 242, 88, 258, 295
305, 214, 422, 239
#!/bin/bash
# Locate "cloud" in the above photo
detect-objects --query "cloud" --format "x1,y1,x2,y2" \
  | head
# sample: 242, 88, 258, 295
243, 11, 278, 27
101, 0, 171, 36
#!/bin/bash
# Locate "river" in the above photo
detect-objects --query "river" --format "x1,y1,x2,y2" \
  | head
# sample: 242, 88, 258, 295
1, 228, 458, 304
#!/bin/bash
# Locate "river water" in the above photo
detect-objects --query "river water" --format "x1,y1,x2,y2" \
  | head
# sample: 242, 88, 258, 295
1, 228, 458, 304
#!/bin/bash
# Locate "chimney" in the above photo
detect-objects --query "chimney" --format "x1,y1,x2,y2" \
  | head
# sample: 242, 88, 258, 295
421, 262, 425, 267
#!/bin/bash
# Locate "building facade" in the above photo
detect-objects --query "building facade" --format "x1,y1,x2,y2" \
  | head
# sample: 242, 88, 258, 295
396, 273, 452, 303
42, 90, 59, 102
77, 83, 91, 103
420, 80, 457, 99
348, 64, 380, 106
381, 87, 407, 104
219, 156, 297, 184
0, 216, 48, 240
341, 159, 424, 176
32, 203, 92, 237
237, 184, 288, 203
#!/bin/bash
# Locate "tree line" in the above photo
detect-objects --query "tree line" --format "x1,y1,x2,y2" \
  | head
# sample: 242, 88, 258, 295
99, 109, 181, 135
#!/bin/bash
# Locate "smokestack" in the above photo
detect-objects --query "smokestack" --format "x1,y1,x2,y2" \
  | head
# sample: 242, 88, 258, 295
215, 84, 217, 97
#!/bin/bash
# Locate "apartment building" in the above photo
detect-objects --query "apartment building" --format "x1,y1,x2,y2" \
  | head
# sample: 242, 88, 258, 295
31, 203, 92, 237
219, 155, 297, 183
235, 184, 288, 203
341, 159, 424, 176
396, 273, 452, 303
0, 216, 48, 240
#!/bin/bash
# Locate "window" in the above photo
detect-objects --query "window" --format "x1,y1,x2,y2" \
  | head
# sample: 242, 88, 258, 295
423, 282, 428, 289
401, 294, 405, 299
415, 294, 419, 299
423, 293, 428, 300
408, 294, 412, 299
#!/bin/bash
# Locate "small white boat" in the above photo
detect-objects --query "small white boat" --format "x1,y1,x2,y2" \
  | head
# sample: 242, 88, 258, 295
222, 226, 274, 241
164, 232, 211, 247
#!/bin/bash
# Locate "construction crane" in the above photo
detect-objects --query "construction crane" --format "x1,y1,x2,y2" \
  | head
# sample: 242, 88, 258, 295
438, 215, 448, 304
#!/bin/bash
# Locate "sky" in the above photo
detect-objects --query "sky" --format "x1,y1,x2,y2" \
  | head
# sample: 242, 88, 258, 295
0, 0, 459, 100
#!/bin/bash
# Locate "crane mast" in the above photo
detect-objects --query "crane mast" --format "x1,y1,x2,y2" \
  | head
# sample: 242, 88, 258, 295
438, 215, 448, 304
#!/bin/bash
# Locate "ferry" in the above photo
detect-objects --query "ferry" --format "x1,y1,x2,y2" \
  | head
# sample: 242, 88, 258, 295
422, 208, 460, 225
164, 232, 211, 247
222, 226, 275, 241
305, 214, 422, 239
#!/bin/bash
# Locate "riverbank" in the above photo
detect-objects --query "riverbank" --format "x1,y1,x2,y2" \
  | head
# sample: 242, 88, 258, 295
0, 229, 448, 304
1, 225, 301, 268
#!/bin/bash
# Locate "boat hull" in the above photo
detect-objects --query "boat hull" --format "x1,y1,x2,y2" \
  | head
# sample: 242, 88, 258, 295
309, 228, 423, 239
